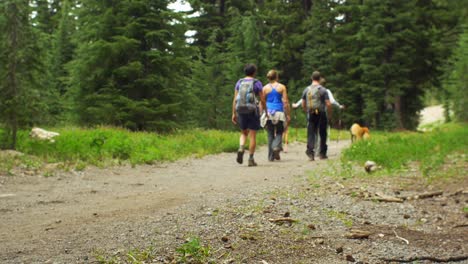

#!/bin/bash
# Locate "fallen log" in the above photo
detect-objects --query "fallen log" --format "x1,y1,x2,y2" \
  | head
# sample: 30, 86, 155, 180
382, 255, 468, 263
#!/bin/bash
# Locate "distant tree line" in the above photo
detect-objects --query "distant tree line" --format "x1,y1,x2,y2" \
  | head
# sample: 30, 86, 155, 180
0, 0, 466, 149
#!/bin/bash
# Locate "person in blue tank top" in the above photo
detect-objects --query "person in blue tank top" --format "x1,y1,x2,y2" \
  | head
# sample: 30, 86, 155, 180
262, 70, 290, 161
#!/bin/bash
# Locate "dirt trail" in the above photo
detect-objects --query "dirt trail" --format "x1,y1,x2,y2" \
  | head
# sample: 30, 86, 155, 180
0, 140, 349, 263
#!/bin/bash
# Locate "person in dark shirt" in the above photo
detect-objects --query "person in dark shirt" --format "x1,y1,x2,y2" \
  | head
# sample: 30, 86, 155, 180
301, 71, 332, 160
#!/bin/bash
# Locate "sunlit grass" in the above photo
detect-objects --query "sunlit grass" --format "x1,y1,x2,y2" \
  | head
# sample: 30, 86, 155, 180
342, 123, 467, 176
11, 126, 268, 168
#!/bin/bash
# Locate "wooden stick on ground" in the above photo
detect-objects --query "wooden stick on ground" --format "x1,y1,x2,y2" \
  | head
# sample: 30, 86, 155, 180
268, 218, 298, 223
382, 255, 468, 263
393, 230, 409, 244
373, 192, 404, 203
403, 191, 443, 200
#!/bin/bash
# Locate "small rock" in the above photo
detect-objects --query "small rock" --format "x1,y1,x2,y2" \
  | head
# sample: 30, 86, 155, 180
378, 233, 384, 238
55, 219, 62, 224
346, 254, 356, 262
206, 211, 213, 216
336, 246, 343, 254
224, 243, 233, 249
316, 239, 324, 245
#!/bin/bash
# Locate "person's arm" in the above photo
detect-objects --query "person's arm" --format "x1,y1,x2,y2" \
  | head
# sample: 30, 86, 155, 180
323, 90, 332, 118
232, 89, 238, 124
281, 85, 291, 123
232, 80, 240, 124
256, 81, 267, 114
327, 89, 343, 108
292, 98, 302, 109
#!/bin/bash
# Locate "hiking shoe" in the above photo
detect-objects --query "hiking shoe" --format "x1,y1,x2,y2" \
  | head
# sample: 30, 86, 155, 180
248, 159, 257, 167
273, 148, 281, 160
305, 150, 314, 161
319, 155, 328, 160
236, 150, 244, 164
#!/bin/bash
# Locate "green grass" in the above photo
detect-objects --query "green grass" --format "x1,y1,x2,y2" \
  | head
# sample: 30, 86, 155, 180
285, 127, 345, 143
9, 126, 268, 168
342, 123, 468, 176
176, 237, 211, 263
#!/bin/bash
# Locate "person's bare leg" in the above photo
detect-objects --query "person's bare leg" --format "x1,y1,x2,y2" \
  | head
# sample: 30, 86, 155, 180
237, 130, 248, 164
283, 128, 289, 153
239, 130, 248, 148
248, 130, 256, 154
248, 130, 257, 166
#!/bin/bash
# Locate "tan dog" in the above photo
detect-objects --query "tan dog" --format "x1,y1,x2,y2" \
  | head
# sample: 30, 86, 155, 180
350, 123, 370, 142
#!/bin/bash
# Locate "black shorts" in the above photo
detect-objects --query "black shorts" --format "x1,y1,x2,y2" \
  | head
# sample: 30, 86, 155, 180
237, 112, 260, 131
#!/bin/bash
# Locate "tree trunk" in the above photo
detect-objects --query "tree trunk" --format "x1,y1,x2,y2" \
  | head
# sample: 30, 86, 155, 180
394, 95, 404, 129
219, 0, 225, 15
304, 0, 312, 13
6, 2, 20, 149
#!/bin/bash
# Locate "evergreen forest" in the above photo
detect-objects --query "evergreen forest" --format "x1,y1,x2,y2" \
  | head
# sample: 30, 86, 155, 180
1, 0, 467, 149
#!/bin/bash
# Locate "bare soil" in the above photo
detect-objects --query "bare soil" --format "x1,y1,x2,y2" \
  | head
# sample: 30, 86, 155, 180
1, 139, 467, 264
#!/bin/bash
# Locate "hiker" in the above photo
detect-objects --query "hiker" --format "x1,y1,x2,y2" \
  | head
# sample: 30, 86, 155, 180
293, 77, 343, 154
292, 77, 343, 109
232, 63, 266, 167
301, 71, 331, 161
262, 70, 290, 161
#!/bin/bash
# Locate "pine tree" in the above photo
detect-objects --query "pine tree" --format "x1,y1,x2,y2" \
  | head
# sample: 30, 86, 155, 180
68, 0, 191, 131
0, 0, 44, 148
444, 24, 468, 121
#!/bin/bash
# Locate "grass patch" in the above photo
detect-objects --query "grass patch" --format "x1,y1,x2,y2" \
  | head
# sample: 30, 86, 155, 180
285, 127, 344, 143
326, 209, 353, 228
342, 123, 468, 177
94, 246, 156, 264
176, 237, 211, 263
0, 151, 44, 175
8, 126, 268, 169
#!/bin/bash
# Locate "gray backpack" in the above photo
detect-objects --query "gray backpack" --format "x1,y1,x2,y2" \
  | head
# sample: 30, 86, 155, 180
306, 84, 323, 114
236, 79, 258, 114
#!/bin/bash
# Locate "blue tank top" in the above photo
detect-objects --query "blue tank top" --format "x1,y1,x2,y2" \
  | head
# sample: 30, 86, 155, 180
266, 84, 284, 112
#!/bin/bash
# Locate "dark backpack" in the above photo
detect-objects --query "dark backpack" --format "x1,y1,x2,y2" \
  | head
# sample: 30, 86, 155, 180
306, 84, 323, 114
236, 79, 258, 114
